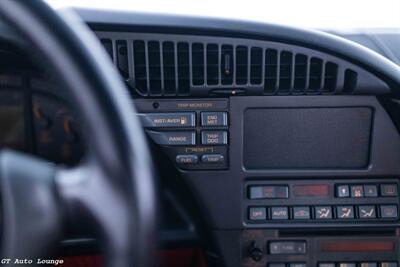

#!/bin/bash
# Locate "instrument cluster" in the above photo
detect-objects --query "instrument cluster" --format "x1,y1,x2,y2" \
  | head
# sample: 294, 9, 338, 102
32, 93, 83, 165
0, 71, 84, 165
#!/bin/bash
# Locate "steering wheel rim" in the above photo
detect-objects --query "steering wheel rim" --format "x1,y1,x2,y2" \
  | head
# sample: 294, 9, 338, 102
0, 1, 158, 267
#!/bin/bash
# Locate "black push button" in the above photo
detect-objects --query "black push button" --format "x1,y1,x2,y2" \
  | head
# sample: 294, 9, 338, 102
271, 207, 289, 220
319, 264, 335, 267
358, 205, 376, 219
315, 206, 332, 219
380, 184, 398, 197
338, 264, 356, 267
147, 130, 196, 145
292, 207, 311, 220
364, 185, 378, 197
248, 207, 267, 221
201, 154, 224, 163
289, 264, 306, 267
360, 263, 378, 267
380, 205, 398, 219
337, 206, 354, 219
176, 154, 198, 164
201, 112, 228, 126
351, 185, 364, 198
201, 131, 228, 145
249, 185, 289, 199
269, 241, 306, 255
139, 113, 195, 128
337, 185, 350, 198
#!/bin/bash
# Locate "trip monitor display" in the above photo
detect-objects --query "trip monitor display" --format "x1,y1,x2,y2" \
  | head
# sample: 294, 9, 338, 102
0, 90, 25, 150
243, 107, 373, 169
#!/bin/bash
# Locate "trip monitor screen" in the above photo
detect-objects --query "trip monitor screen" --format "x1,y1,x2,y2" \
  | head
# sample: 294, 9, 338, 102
243, 107, 373, 169
0, 90, 25, 150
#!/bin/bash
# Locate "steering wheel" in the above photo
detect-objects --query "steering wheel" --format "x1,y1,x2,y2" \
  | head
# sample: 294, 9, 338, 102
0, 1, 158, 267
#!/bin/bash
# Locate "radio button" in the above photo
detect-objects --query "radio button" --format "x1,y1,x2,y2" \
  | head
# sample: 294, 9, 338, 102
201, 131, 228, 145
248, 207, 267, 221
271, 207, 289, 220
358, 205, 376, 219
380, 205, 398, 219
201, 112, 228, 126
315, 206, 332, 219
139, 112, 195, 127
269, 241, 306, 255
146, 130, 196, 145
176, 154, 198, 164
380, 184, 398, 197
292, 207, 311, 220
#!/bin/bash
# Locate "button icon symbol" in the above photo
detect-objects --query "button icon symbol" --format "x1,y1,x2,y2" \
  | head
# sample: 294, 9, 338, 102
337, 206, 354, 219
380, 205, 398, 219
293, 207, 310, 220
337, 185, 350, 198
315, 207, 332, 219
358, 206, 376, 219
351, 185, 364, 198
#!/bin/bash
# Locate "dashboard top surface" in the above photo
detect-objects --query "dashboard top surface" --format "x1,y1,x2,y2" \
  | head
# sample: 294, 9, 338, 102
73, 8, 400, 88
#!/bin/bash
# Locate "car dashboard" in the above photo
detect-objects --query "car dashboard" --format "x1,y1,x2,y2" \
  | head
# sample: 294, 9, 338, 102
1, 8, 400, 267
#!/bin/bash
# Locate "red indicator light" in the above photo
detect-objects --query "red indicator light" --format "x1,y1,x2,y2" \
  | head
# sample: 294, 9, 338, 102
293, 184, 330, 197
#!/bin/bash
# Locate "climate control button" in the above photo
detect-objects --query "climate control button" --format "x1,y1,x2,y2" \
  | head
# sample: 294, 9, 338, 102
315, 206, 332, 219
358, 205, 376, 219
271, 207, 289, 220
380, 184, 398, 197
380, 205, 398, 219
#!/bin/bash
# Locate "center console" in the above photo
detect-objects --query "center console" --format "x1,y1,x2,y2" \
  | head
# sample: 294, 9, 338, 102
134, 95, 400, 267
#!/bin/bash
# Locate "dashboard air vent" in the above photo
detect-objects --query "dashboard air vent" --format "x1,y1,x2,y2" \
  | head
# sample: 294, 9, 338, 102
98, 35, 386, 97
192, 43, 205, 86
116, 40, 129, 79
206, 44, 219, 85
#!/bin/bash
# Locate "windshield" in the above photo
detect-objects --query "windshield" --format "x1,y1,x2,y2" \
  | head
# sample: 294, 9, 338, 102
46, 0, 400, 30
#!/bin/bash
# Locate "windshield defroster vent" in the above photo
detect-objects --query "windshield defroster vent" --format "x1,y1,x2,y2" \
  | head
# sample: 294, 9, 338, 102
98, 35, 385, 97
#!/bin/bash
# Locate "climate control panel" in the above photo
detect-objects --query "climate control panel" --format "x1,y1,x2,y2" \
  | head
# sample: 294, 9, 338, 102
244, 179, 400, 226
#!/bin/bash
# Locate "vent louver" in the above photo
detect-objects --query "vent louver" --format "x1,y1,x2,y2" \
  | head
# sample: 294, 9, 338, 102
99, 36, 370, 97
